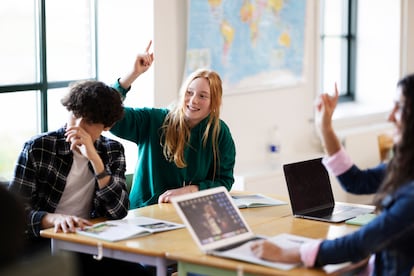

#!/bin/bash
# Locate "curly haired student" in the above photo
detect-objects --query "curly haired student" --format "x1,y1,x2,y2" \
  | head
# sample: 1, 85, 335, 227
9, 81, 152, 275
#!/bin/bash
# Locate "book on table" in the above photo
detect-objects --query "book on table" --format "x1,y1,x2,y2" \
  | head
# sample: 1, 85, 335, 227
76, 216, 185, 242
231, 193, 287, 209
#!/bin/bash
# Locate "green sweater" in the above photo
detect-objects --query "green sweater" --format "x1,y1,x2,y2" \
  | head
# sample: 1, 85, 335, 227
110, 107, 236, 208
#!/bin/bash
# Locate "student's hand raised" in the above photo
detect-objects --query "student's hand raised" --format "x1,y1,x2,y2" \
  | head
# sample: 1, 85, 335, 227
118, 40, 154, 91
314, 83, 339, 135
314, 83, 342, 155
132, 40, 154, 76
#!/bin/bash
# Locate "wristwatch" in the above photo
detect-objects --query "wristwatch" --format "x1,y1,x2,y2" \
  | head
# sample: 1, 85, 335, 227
95, 170, 110, 180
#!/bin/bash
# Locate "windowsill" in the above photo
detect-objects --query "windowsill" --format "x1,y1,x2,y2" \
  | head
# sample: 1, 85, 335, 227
333, 101, 392, 130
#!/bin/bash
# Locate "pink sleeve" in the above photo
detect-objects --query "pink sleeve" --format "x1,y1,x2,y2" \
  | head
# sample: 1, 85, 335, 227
321, 147, 353, 176
299, 240, 323, 267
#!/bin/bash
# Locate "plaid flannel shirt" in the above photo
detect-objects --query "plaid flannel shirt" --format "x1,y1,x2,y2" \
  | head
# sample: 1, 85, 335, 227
9, 127, 129, 238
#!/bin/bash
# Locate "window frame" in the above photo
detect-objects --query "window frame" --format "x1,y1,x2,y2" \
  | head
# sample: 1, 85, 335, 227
320, 0, 357, 103
0, 0, 97, 133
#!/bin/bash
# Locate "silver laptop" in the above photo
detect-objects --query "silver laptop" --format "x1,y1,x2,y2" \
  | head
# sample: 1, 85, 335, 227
283, 157, 374, 223
171, 186, 299, 270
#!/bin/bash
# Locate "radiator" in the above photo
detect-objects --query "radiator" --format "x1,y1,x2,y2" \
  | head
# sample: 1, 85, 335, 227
337, 123, 394, 168
332, 122, 393, 204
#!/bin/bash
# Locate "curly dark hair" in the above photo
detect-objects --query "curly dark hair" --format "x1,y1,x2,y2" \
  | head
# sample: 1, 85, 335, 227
374, 73, 414, 209
61, 80, 124, 128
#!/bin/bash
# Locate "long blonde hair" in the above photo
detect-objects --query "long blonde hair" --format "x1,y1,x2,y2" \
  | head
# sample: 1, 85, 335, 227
161, 69, 223, 174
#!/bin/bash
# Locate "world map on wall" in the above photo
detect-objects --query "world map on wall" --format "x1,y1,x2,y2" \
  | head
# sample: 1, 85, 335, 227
185, 0, 307, 94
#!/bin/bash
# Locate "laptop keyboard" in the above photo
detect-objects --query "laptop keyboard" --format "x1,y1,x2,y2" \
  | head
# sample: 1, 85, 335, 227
332, 205, 353, 214
333, 205, 372, 215
215, 236, 264, 252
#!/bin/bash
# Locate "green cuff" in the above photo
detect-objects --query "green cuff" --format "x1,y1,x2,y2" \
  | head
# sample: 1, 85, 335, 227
112, 78, 131, 99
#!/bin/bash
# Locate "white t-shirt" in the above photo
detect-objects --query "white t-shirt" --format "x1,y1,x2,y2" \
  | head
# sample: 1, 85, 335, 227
54, 150, 95, 218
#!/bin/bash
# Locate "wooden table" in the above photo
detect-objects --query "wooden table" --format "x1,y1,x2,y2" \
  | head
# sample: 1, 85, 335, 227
41, 203, 183, 276
167, 214, 363, 276
41, 193, 363, 276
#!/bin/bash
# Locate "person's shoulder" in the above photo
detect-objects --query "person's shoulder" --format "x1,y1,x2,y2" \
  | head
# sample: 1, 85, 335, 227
397, 181, 414, 197
25, 128, 65, 147
218, 119, 232, 133
98, 135, 124, 149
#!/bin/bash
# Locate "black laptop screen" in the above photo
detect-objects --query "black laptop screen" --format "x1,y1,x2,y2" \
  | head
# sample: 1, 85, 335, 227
176, 191, 249, 245
283, 158, 335, 214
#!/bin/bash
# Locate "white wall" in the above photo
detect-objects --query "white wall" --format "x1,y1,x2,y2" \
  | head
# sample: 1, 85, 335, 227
152, 0, 414, 202
154, 1, 321, 170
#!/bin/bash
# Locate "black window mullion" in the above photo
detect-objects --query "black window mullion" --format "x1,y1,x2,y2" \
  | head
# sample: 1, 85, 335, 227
39, 0, 48, 132
321, 0, 357, 102
94, 0, 99, 80
346, 0, 357, 101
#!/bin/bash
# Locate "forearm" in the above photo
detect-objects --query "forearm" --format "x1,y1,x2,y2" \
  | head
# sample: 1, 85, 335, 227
93, 145, 129, 219
119, 71, 141, 90
89, 154, 110, 189
320, 126, 342, 156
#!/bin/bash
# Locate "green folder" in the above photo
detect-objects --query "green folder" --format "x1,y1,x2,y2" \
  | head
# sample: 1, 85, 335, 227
345, 213, 377, 226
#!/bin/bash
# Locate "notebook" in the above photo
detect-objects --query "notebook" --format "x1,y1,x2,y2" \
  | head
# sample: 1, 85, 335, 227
171, 186, 303, 270
283, 157, 374, 223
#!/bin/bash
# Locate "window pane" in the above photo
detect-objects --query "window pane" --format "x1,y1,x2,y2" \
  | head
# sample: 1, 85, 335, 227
46, 0, 94, 81
323, 0, 348, 35
97, 0, 154, 108
0, 0, 37, 85
0, 91, 39, 180
47, 87, 70, 130
322, 38, 347, 95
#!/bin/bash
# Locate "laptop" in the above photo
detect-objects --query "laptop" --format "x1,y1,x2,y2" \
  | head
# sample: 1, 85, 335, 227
171, 186, 301, 270
283, 157, 375, 223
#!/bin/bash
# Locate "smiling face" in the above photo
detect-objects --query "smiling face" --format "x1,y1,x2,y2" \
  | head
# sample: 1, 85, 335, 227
387, 86, 404, 144
183, 77, 212, 127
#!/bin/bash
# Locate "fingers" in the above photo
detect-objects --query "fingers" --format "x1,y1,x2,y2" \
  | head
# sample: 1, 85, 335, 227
138, 40, 154, 67
314, 95, 323, 111
54, 215, 92, 233
334, 82, 339, 97
158, 191, 172, 204
65, 126, 92, 151
140, 53, 153, 67
76, 217, 93, 230
250, 240, 265, 258
158, 187, 192, 204
145, 40, 152, 53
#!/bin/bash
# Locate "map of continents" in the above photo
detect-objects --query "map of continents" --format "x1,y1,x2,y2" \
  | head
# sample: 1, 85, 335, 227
185, 0, 306, 93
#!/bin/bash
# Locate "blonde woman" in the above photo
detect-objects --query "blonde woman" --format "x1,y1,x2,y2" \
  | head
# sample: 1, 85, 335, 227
111, 41, 236, 208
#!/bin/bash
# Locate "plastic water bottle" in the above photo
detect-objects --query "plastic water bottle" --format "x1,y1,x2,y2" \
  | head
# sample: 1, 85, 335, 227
268, 126, 281, 169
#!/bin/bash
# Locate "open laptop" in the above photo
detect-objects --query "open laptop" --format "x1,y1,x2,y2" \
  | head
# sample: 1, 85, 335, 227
283, 157, 375, 223
171, 186, 301, 270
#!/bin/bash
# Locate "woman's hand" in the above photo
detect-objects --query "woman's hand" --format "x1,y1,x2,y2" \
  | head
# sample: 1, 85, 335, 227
158, 185, 199, 203
119, 40, 155, 89
314, 83, 339, 136
133, 40, 154, 75
250, 240, 301, 263
314, 83, 342, 155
